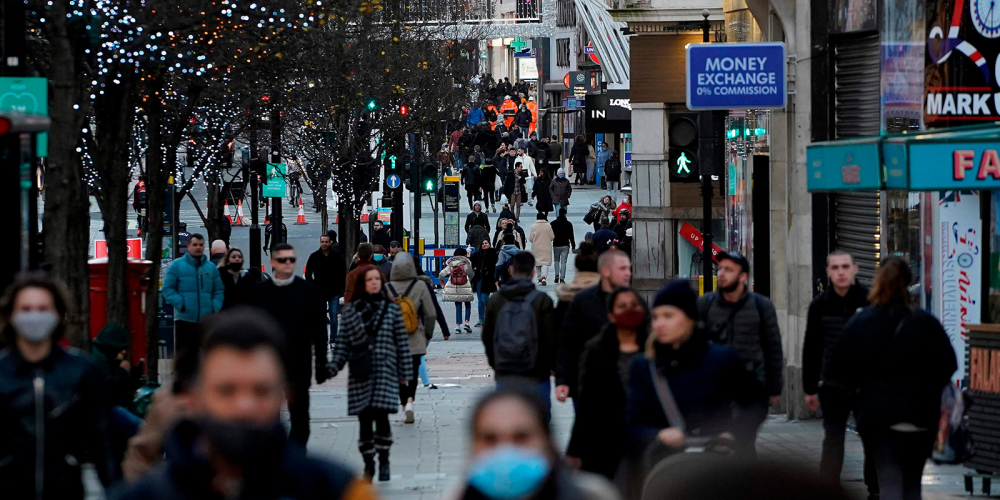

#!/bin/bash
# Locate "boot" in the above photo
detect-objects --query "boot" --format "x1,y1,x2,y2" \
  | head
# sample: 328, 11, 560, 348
363, 454, 376, 483
378, 450, 391, 481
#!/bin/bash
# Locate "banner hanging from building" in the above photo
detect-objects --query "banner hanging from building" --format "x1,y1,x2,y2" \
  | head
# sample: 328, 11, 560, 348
925, 0, 1000, 127
935, 190, 982, 383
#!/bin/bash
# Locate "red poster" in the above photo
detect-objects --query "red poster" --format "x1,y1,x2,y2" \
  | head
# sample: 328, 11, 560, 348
94, 238, 143, 259
678, 222, 724, 263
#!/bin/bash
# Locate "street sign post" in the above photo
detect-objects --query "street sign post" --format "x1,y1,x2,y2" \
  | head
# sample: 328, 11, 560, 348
386, 174, 401, 190
0, 77, 48, 157
443, 175, 461, 247
685, 42, 786, 110
262, 163, 287, 197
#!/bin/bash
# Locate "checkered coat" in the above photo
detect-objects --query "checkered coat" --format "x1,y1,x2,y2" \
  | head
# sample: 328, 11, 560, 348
328, 300, 413, 415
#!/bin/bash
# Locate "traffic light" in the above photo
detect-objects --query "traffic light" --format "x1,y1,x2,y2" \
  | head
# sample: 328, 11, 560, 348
399, 104, 409, 116
364, 97, 379, 112
668, 112, 699, 183
420, 162, 439, 193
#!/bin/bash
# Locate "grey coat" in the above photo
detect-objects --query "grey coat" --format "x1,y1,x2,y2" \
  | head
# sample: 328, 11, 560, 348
328, 300, 413, 415
439, 256, 475, 302
387, 252, 437, 356
549, 177, 573, 205
697, 291, 784, 397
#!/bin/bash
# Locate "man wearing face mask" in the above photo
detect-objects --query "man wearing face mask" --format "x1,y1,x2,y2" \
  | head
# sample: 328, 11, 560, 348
0, 273, 117, 498
111, 309, 376, 500
252, 244, 329, 446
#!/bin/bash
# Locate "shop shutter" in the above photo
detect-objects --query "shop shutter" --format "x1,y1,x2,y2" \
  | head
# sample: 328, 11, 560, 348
832, 35, 881, 284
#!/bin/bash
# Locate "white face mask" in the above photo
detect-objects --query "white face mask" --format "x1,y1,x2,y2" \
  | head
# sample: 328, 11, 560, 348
12, 311, 60, 344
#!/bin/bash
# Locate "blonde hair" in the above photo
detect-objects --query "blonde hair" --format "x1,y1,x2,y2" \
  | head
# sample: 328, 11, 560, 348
218, 247, 243, 269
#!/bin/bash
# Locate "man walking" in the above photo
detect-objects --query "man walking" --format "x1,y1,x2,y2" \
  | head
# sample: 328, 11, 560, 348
549, 168, 572, 214
555, 250, 631, 405
804, 251, 878, 496
305, 232, 348, 345
252, 243, 329, 446
371, 220, 392, 250
114, 309, 374, 500
549, 208, 576, 284
481, 251, 557, 420
160, 233, 225, 384
697, 251, 784, 456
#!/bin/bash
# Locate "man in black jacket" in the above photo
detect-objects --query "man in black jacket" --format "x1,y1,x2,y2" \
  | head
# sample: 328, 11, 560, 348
549, 208, 576, 284
371, 220, 392, 250
697, 252, 783, 457
112, 310, 373, 500
555, 249, 632, 406
253, 244, 329, 446
803, 251, 877, 495
304, 232, 347, 346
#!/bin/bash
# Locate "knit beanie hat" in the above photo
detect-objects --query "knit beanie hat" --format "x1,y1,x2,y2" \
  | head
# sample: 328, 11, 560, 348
653, 280, 698, 320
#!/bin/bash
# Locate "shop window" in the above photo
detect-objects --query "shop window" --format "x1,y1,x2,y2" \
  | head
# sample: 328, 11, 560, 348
556, 0, 576, 27
556, 38, 570, 68
885, 191, 923, 301
991, 193, 1000, 323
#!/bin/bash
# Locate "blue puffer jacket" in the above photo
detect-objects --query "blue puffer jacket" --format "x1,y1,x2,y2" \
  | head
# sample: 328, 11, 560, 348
160, 252, 224, 323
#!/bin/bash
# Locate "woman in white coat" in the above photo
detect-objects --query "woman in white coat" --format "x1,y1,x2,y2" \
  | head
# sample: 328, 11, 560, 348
440, 247, 476, 335
528, 211, 556, 286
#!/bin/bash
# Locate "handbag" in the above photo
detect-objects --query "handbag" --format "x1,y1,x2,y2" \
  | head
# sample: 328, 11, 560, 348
348, 302, 387, 380
583, 206, 600, 225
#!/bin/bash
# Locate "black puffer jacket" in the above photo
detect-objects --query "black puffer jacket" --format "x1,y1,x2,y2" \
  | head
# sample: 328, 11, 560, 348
697, 291, 784, 398
0, 347, 116, 499
802, 283, 869, 395
826, 304, 956, 433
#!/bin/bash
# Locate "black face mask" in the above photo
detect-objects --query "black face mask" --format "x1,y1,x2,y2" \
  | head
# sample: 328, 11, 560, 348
227, 262, 242, 272
199, 418, 284, 469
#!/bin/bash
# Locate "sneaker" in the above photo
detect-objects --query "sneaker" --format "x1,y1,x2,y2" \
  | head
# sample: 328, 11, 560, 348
424, 384, 439, 390
474, 321, 483, 327
454, 326, 462, 335
491, 205, 496, 213
463, 323, 473, 333
404, 402, 414, 423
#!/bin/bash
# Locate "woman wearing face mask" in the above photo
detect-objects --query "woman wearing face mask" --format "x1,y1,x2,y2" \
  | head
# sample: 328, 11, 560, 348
0, 273, 117, 498
625, 281, 758, 470
613, 194, 632, 223
450, 387, 620, 500
217, 247, 256, 310
327, 266, 413, 482
567, 287, 648, 495
372, 244, 392, 278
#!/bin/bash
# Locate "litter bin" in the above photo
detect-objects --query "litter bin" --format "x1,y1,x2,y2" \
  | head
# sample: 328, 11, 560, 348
88, 258, 153, 369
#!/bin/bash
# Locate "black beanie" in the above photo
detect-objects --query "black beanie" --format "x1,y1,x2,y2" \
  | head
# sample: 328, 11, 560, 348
653, 280, 698, 319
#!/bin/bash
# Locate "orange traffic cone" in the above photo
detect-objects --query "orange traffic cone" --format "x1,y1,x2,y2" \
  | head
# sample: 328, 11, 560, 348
294, 199, 308, 225
234, 200, 248, 226
224, 200, 233, 224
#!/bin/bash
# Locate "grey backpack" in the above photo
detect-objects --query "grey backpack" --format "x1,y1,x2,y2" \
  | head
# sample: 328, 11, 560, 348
493, 290, 543, 373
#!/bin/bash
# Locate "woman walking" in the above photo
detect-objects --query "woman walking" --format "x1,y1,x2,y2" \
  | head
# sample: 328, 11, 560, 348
571, 135, 590, 186
440, 247, 476, 335
217, 247, 256, 309
568, 287, 649, 496
826, 258, 956, 500
470, 239, 499, 327
589, 195, 616, 232
328, 266, 413, 482
528, 212, 555, 286
532, 169, 555, 216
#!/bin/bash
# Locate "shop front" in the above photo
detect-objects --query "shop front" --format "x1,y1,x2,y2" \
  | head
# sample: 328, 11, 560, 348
585, 89, 631, 189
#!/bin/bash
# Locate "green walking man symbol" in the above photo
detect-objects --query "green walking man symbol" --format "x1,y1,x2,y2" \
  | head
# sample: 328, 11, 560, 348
676, 152, 692, 175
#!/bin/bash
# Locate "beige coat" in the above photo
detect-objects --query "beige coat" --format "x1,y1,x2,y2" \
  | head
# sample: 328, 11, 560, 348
440, 256, 475, 302
528, 220, 555, 266
387, 252, 437, 356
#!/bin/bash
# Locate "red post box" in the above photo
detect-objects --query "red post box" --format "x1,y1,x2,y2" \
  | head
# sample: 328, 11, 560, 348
88, 258, 153, 368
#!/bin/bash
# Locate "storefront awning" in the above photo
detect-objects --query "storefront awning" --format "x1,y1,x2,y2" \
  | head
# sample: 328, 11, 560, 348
806, 124, 1000, 192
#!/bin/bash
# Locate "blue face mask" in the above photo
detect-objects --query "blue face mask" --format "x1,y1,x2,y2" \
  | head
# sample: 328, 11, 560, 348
467, 445, 551, 500
373, 254, 385, 262
557, 173, 565, 178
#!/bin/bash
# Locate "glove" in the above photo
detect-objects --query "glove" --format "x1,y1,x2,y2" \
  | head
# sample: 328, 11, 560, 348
315, 363, 330, 384
325, 363, 338, 379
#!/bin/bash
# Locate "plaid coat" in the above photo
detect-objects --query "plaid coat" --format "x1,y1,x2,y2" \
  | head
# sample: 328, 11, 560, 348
329, 300, 413, 415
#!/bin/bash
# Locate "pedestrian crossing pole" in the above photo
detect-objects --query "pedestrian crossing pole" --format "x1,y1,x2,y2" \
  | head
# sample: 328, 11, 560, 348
249, 117, 262, 272
700, 10, 715, 294
269, 107, 284, 250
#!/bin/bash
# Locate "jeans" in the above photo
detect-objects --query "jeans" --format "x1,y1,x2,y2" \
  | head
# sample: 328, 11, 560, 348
418, 356, 430, 385
606, 181, 620, 199
553, 246, 570, 280
820, 387, 879, 495
553, 203, 563, 214
520, 126, 530, 138
476, 282, 490, 321
861, 430, 935, 500
328, 295, 341, 345
454, 153, 463, 171
497, 378, 552, 423
455, 301, 472, 324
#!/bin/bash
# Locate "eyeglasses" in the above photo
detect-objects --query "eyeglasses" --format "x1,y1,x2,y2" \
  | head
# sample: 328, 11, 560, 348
275, 257, 297, 264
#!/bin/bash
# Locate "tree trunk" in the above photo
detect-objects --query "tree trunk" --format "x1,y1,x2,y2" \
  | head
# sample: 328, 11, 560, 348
92, 76, 137, 329
205, 169, 222, 243
42, 2, 90, 348
142, 105, 166, 383
338, 202, 359, 269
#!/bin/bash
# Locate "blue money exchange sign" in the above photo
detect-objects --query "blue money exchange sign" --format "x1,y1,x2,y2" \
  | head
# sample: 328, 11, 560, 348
686, 43, 786, 110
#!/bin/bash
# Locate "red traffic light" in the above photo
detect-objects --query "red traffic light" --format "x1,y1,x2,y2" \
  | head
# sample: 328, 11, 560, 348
400, 105, 409, 115
0, 117, 10, 136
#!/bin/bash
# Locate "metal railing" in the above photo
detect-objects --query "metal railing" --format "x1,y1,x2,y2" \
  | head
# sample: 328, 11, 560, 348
387, 0, 542, 25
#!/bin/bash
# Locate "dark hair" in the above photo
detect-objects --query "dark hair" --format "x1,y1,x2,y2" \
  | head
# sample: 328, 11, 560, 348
320, 234, 332, 242
869, 257, 913, 307
326, 230, 338, 243
551, 135, 558, 140
188, 233, 205, 244
510, 251, 535, 278
272, 243, 294, 254
389, 241, 401, 249
826, 250, 854, 266
0, 272, 72, 345
606, 286, 650, 348
503, 233, 516, 245
558, 208, 568, 218
470, 386, 552, 440
372, 244, 385, 255
200, 308, 287, 375
357, 243, 374, 260
351, 265, 383, 302
454, 247, 468, 257
536, 212, 546, 220
575, 242, 599, 272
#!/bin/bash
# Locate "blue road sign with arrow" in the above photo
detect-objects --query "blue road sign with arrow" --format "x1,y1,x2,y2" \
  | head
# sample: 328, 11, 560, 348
386, 174, 401, 189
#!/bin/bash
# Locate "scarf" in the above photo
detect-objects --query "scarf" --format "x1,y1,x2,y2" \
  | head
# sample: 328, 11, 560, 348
272, 275, 295, 287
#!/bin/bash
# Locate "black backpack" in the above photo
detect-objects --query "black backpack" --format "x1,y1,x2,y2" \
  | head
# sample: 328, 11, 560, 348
493, 290, 543, 374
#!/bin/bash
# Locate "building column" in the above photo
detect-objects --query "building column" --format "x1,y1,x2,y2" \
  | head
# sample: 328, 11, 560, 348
630, 102, 673, 298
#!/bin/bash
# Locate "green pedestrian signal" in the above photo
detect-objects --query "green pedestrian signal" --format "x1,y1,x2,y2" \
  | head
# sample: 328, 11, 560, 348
424, 180, 434, 192
420, 163, 439, 193
676, 152, 692, 175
